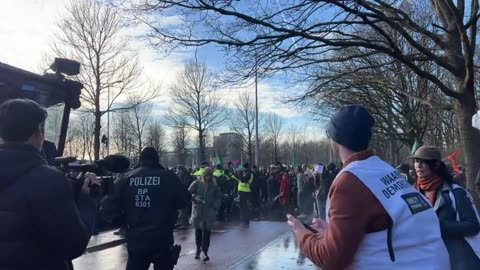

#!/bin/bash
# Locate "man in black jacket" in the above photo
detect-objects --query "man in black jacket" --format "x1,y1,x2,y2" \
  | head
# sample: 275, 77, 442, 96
102, 147, 190, 270
0, 99, 99, 270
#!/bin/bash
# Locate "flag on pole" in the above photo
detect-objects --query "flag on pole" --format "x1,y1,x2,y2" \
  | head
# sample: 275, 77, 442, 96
410, 138, 421, 155
447, 150, 461, 173
292, 152, 298, 168
214, 154, 222, 165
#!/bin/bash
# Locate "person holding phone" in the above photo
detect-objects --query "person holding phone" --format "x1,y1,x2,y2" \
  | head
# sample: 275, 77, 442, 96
287, 105, 449, 270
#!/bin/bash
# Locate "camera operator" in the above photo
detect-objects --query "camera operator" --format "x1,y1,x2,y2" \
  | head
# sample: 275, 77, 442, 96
102, 147, 190, 270
0, 99, 100, 270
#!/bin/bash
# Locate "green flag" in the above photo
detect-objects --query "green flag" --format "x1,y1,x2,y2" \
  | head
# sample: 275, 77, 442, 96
292, 152, 298, 168
214, 154, 222, 165
410, 138, 421, 155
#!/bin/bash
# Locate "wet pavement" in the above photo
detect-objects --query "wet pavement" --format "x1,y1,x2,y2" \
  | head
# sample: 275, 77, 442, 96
73, 221, 319, 270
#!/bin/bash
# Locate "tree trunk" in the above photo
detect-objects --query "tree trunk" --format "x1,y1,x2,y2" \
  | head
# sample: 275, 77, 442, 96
94, 112, 101, 161
248, 137, 252, 164
199, 129, 206, 162
455, 97, 480, 187
456, 84, 480, 202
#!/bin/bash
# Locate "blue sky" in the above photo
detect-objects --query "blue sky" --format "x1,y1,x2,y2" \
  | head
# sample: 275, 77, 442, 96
0, 0, 325, 142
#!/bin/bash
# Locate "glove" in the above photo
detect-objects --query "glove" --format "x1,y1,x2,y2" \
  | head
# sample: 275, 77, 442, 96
192, 195, 203, 204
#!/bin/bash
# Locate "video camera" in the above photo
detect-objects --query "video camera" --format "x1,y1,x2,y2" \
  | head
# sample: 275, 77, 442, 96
0, 58, 83, 156
53, 154, 131, 197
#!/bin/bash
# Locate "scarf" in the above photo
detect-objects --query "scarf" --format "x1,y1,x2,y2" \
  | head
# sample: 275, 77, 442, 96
415, 175, 442, 205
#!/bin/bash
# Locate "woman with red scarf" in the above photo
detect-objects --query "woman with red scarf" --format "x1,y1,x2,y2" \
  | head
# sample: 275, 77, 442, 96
278, 171, 291, 213
411, 146, 480, 270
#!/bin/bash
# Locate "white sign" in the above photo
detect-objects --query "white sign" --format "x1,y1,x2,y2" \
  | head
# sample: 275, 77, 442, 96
473, 111, 480, 131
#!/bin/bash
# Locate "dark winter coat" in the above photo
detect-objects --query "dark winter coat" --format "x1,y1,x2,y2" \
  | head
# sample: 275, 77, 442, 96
0, 144, 97, 270
102, 161, 190, 253
432, 183, 480, 269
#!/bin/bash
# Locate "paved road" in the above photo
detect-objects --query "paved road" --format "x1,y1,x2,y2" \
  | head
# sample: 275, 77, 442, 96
73, 221, 318, 270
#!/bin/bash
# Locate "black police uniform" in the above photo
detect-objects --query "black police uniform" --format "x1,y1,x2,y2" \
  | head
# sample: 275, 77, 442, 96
103, 160, 189, 270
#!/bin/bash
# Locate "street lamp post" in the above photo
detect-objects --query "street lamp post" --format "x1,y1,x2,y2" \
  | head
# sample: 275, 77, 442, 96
254, 54, 260, 168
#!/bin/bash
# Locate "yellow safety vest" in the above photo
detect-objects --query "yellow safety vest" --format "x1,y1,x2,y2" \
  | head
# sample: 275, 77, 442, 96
192, 167, 205, 176
233, 174, 254, 193
213, 169, 224, 177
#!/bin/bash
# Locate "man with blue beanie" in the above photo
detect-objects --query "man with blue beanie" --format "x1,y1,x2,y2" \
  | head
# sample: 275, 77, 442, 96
287, 105, 449, 270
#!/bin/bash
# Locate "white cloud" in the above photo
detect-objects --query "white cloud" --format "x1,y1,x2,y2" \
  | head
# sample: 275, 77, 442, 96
0, 0, 64, 72
0, 0, 311, 133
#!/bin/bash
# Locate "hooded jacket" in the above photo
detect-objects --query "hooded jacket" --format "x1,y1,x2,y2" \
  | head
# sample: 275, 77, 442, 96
0, 144, 97, 270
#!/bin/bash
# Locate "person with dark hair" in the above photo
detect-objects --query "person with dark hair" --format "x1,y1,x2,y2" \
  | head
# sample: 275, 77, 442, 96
411, 146, 480, 269
295, 166, 308, 217
189, 167, 222, 261
287, 105, 449, 270
214, 164, 234, 221
102, 147, 190, 270
177, 165, 194, 226
231, 162, 254, 226
0, 99, 99, 270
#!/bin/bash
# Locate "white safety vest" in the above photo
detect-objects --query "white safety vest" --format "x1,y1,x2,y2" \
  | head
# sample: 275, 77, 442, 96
448, 184, 480, 259
326, 156, 450, 270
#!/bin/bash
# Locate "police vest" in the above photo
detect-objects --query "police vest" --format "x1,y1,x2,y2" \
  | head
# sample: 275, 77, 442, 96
326, 156, 450, 270
192, 167, 205, 177
213, 169, 224, 177
449, 184, 480, 259
234, 174, 254, 193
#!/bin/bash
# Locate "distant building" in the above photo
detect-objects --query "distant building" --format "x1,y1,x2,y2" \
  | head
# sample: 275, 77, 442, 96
214, 132, 243, 167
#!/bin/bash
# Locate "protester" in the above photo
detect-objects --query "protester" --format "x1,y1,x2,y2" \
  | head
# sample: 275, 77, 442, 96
411, 146, 480, 269
0, 99, 99, 270
214, 164, 234, 221
102, 147, 190, 270
177, 165, 193, 226
295, 166, 308, 217
302, 164, 315, 216
278, 170, 291, 214
314, 165, 330, 220
397, 163, 414, 184
189, 167, 222, 261
287, 105, 449, 270
267, 166, 281, 218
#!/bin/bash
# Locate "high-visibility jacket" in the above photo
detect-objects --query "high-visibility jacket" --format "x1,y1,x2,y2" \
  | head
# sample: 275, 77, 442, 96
213, 169, 224, 177
232, 174, 254, 193
192, 167, 205, 177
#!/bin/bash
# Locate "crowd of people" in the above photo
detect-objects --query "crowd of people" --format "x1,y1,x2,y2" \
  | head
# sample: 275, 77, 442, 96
172, 160, 341, 226
1, 99, 480, 270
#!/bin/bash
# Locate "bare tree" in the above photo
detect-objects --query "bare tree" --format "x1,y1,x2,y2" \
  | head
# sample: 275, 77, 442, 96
165, 59, 225, 162
112, 110, 134, 157
127, 0, 480, 195
287, 124, 301, 165
146, 120, 165, 159
72, 112, 95, 161
51, 0, 144, 160
228, 91, 257, 164
172, 121, 189, 165
265, 114, 285, 162
127, 95, 153, 157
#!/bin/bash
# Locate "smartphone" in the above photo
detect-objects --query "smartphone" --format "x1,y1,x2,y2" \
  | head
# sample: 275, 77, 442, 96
303, 222, 318, 233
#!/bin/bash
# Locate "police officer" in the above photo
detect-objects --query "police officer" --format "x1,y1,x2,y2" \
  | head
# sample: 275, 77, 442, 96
231, 163, 254, 227
214, 164, 234, 221
191, 161, 210, 178
102, 147, 190, 270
